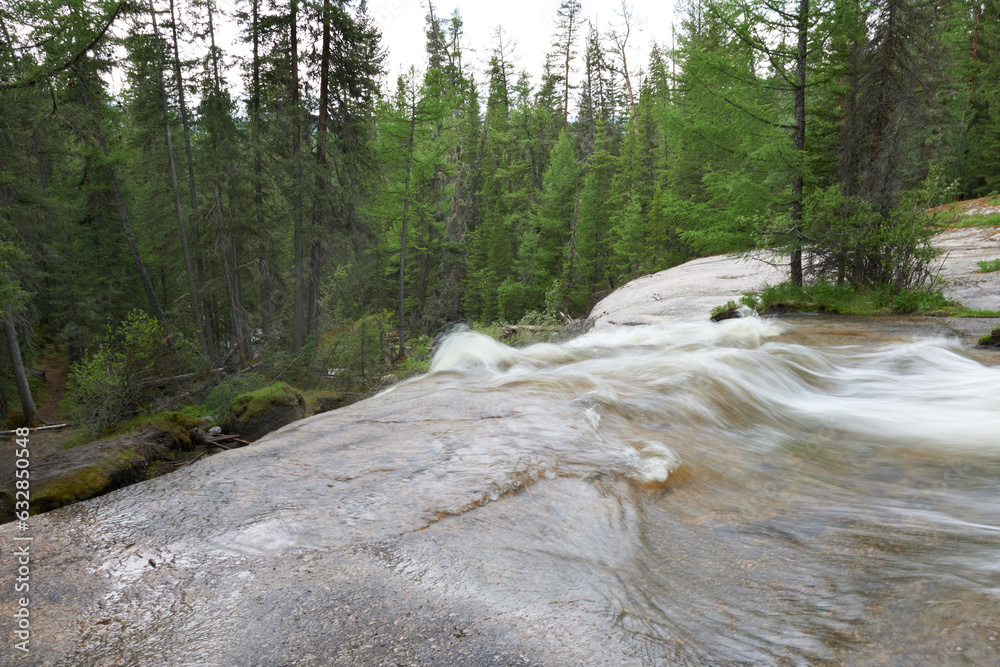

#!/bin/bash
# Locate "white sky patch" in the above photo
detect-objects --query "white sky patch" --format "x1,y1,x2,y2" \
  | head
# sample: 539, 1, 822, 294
369, 0, 677, 92
108, 0, 678, 106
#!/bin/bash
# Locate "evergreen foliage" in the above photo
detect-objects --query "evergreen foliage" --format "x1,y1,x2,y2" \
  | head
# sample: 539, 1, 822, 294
0, 0, 994, 418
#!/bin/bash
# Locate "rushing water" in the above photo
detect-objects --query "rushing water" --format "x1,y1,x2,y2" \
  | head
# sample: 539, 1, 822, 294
382, 314, 1000, 664
15, 314, 1000, 666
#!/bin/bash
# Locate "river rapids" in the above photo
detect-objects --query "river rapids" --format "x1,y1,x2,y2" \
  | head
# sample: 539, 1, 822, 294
3, 314, 999, 666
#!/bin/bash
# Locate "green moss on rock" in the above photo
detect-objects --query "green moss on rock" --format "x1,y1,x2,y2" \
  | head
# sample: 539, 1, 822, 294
231, 382, 299, 420
1, 427, 187, 523
978, 326, 1000, 347
31, 447, 150, 515
227, 383, 307, 442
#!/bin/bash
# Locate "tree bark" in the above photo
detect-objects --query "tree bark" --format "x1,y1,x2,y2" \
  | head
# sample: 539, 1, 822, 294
148, 0, 209, 358
790, 0, 808, 287
398, 101, 417, 360
76, 72, 169, 331
251, 0, 271, 348
168, 0, 215, 360
4, 313, 37, 426
291, 0, 305, 353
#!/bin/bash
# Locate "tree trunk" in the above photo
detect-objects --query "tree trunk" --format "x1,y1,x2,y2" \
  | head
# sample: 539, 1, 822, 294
291, 0, 305, 353
4, 313, 37, 426
149, 0, 209, 358
214, 185, 248, 366
205, 1, 250, 362
76, 73, 168, 331
790, 0, 809, 287
251, 0, 271, 349
306, 242, 321, 338
398, 103, 417, 360
169, 0, 215, 361
306, 0, 331, 342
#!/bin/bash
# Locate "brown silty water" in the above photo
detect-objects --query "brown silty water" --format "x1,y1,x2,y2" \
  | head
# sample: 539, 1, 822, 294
2, 314, 999, 665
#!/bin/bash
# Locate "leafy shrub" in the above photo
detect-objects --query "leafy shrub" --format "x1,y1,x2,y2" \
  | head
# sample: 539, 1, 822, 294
774, 186, 938, 291
976, 259, 1000, 273
544, 279, 566, 321
316, 312, 391, 385
735, 280, 956, 316
66, 311, 177, 436
201, 371, 272, 424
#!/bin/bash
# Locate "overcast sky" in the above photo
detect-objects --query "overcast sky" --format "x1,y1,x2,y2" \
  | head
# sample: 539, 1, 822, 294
107, 0, 679, 102
371, 0, 678, 90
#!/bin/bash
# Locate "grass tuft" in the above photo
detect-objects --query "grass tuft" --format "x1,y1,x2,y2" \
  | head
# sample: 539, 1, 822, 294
725, 280, 970, 317
976, 259, 1000, 273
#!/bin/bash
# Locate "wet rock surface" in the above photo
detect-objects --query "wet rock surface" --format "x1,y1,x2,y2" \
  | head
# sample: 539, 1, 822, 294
3, 238, 1000, 665
591, 226, 1000, 332
0, 427, 182, 523
227, 384, 307, 443
0, 386, 641, 666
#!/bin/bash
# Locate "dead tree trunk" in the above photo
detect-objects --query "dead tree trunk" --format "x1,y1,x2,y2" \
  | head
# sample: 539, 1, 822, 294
148, 0, 209, 357
168, 0, 215, 360
4, 312, 37, 426
76, 71, 168, 331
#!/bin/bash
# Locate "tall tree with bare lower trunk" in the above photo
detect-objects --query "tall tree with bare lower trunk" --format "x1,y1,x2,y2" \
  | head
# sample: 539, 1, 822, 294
147, 0, 209, 360
75, 67, 169, 332
701, 0, 827, 285
168, 0, 215, 360
248, 0, 273, 349
608, 0, 639, 137
397, 77, 418, 361
3, 312, 36, 425
290, 0, 305, 353
201, 0, 250, 364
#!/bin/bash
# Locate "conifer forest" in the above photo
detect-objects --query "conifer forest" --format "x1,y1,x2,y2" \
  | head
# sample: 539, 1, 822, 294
1, 0, 999, 427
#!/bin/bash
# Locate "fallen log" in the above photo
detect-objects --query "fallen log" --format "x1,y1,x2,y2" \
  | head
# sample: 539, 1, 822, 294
0, 423, 69, 435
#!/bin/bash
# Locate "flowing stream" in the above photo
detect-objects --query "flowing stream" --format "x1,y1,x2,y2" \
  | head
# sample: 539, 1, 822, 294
380, 314, 1000, 664
14, 314, 1000, 666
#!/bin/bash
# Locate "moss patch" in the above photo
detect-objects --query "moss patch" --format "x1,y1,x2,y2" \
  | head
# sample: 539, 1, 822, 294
226, 383, 308, 442
231, 382, 299, 421
62, 411, 199, 451
2, 426, 189, 523
30, 443, 158, 515
978, 327, 1000, 347
144, 412, 199, 448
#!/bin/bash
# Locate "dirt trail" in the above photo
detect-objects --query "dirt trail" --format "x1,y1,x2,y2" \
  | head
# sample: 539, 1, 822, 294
38, 347, 69, 423
27, 346, 76, 460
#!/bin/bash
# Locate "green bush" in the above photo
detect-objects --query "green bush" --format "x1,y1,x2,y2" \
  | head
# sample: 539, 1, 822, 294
316, 312, 390, 385
759, 186, 937, 291
733, 280, 956, 316
976, 259, 1000, 273
66, 311, 176, 436
201, 372, 272, 424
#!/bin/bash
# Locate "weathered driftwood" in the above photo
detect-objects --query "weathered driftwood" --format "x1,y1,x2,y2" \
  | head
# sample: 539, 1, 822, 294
0, 422, 69, 435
